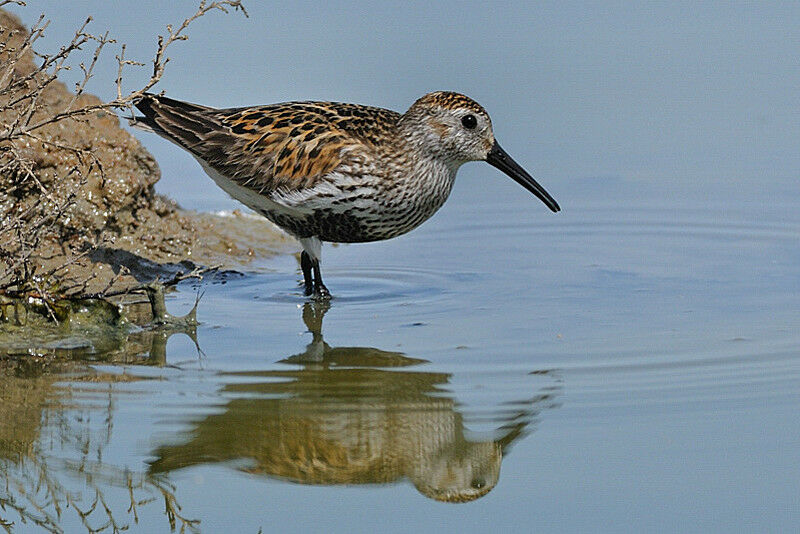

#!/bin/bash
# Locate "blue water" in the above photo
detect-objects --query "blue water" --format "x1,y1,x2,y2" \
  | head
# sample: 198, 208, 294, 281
3, 173, 799, 533
4, 2, 800, 532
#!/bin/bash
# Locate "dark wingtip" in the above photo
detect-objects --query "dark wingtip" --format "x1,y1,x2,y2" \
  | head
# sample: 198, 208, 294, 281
130, 93, 162, 133
133, 92, 158, 115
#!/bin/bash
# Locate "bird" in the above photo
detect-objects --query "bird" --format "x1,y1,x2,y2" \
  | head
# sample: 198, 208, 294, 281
132, 91, 560, 297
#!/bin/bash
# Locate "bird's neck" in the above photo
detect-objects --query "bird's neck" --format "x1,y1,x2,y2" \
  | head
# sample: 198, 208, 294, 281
379, 149, 458, 221
387, 116, 463, 207
409, 153, 459, 189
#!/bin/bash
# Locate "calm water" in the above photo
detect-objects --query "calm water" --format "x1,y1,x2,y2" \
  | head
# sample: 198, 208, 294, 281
2, 173, 799, 533
5, 3, 800, 531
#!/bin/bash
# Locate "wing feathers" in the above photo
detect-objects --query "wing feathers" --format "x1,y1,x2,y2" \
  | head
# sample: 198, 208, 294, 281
133, 93, 395, 195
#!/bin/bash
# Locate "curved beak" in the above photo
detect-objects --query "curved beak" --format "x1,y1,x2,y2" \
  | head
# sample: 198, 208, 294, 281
486, 141, 560, 213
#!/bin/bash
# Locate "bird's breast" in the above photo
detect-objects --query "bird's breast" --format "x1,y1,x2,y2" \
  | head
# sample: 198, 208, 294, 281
263, 162, 457, 243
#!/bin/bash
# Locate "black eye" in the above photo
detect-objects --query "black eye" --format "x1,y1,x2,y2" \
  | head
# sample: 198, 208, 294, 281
461, 114, 477, 129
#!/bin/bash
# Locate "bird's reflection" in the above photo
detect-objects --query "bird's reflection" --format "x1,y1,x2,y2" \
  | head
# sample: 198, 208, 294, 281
149, 300, 560, 502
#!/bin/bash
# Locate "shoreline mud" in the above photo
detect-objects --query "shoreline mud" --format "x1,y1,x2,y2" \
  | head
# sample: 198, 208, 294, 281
0, 9, 292, 361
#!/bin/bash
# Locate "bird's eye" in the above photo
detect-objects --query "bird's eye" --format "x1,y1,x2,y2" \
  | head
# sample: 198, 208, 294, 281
461, 114, 477, 129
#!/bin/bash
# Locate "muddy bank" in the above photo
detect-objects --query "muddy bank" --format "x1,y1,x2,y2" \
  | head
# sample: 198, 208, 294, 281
0, 9, 292, 356
0, 10, 290, 295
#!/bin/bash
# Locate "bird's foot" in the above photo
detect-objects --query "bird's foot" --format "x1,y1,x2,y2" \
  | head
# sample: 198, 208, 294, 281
313, 283, 331, 300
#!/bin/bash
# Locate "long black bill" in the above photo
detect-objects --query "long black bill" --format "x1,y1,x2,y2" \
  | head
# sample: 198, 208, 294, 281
486, 142, 560, 212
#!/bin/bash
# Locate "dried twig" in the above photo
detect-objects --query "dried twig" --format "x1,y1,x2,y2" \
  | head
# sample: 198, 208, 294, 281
93, 264, 220, 299
0, 1, 248, 310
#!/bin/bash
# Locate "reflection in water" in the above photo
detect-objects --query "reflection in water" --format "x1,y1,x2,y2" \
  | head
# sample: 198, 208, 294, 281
150, 301, 561, 503
0, 298, 560, 534
0, 373, 199, 533
0, 310, 202, 533
0, 291, 201, 366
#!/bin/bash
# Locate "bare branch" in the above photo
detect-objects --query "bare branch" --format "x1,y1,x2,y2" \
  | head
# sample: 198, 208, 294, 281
92, 264, 221, 300
1, 1, 249, 305
114, 0, 248, 107
0, 1, 26, 10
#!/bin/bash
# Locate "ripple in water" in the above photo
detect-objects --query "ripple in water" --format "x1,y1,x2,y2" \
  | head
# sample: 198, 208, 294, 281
251, 265, 463, 305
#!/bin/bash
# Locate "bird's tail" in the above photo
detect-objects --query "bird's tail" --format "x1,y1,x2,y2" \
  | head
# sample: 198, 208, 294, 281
130, 93, 221, 154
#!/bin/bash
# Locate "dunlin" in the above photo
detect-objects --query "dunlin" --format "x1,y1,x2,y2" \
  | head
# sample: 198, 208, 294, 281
133, 91, 560, 297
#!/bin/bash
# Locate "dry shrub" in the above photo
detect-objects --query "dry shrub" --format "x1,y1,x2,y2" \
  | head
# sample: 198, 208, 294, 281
0, 1, 247, 318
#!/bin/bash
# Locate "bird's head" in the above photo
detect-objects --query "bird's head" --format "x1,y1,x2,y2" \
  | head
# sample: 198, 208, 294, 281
401, 91, 560, 213
410, 441, 503, 503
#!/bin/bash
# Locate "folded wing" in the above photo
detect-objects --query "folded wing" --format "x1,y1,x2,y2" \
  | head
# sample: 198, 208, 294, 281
134, 94, 400, 196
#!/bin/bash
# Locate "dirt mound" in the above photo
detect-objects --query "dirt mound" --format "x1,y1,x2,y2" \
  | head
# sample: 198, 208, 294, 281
0, 9, 291, 298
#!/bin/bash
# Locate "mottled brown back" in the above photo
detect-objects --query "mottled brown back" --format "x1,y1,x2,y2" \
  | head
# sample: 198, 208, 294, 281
134, 94, 401, 193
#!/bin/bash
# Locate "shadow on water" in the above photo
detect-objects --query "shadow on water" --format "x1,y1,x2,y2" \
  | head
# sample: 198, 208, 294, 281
148, 300, 562, 503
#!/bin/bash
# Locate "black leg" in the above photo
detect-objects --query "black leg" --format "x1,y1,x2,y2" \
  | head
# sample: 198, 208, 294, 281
311, 259, 330, 299
300, 251, 313, 296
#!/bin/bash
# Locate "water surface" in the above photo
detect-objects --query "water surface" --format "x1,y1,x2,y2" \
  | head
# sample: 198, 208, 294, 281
2, 174, 799, 533
5, 3, 800, 530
